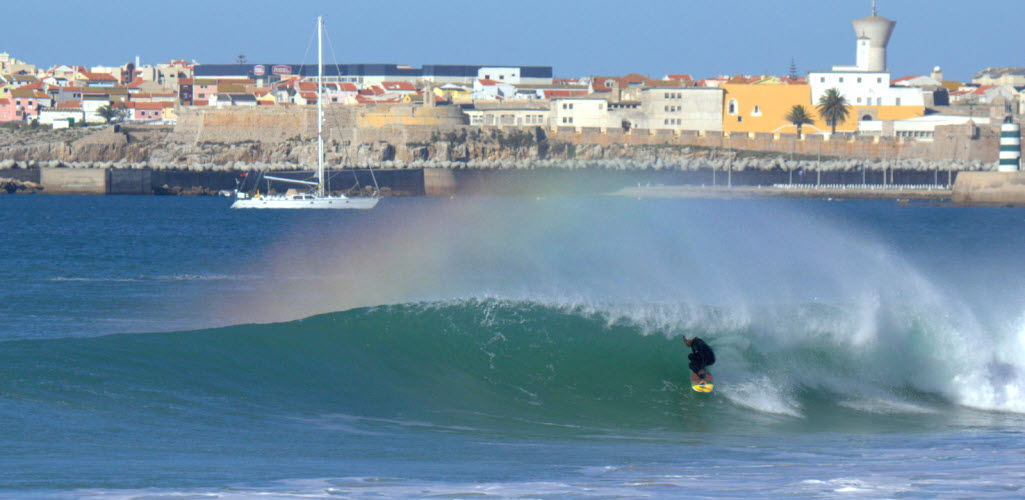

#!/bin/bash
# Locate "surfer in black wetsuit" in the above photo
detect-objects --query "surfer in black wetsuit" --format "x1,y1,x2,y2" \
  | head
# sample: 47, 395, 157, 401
684, 337, 715, 380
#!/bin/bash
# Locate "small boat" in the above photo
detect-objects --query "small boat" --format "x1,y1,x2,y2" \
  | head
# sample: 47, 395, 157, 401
231, 16, 379, 210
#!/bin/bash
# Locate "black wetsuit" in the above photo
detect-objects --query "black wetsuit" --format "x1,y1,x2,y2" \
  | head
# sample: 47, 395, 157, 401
688, 337, 716, 377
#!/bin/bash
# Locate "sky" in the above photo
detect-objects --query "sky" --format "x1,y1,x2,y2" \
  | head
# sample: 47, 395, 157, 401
3, 0, 1023, 82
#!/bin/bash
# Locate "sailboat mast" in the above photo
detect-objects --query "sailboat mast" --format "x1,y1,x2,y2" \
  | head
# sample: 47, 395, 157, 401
317, 16, 324, 197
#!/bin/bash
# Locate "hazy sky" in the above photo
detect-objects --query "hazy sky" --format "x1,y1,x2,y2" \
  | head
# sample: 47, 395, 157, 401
4, 0, 1022, 81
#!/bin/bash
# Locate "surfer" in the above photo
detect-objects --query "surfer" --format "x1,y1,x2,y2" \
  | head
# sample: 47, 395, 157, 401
684, 336, 715, 380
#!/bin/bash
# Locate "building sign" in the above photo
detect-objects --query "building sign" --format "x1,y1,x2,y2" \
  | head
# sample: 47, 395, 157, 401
253, 65, 265, 76
271, 65, 292, 76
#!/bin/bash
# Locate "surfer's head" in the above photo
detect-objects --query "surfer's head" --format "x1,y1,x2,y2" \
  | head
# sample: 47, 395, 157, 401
683, 337, 693, 346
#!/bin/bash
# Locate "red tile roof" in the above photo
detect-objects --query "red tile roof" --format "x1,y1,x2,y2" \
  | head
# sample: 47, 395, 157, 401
57, 100, 82, 108
381, 81, 415, 91
82, 71, 118, 82
543, 89, 589, 99
330, 82, 358, 92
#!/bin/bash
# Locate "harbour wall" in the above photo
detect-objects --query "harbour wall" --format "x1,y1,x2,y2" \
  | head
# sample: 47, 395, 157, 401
952, 172, 1025, 206
3, 166, 961, 197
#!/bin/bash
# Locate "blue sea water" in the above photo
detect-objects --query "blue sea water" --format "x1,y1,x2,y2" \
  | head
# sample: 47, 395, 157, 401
2, 194, 1025, 498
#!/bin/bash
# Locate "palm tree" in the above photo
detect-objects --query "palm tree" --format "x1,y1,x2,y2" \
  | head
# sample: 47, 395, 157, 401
816, 88, 850, 135
96, 103, 127, 124
784, 105, 814, 138
96, 104, 119, 124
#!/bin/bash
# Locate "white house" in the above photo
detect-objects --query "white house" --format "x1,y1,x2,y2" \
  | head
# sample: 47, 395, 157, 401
477, 67, 526, 85
82, 95, 112, 123
472, 79, 516, 100
38, 107, 85, 127
551, 96, 616, 129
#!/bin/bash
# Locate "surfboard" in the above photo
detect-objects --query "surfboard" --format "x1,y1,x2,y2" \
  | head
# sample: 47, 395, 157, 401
691, 372, 714, 393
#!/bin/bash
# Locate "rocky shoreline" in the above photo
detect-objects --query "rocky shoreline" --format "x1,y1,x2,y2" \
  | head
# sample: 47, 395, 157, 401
0, 125, 999, 175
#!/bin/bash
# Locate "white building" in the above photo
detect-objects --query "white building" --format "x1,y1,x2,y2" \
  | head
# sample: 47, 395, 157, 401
808, 4, 924, 108
859, 114, 991, 141
551, 97, 615, 128
550, 88, 724, 132
809, 71, 924, 107
38, 108, 85, 128
471, 79, 516, 100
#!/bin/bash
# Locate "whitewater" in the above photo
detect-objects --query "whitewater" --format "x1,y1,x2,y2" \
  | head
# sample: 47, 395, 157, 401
1, 195, 1024, 498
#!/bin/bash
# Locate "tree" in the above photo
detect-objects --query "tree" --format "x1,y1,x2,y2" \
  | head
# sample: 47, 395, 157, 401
784, 104, 814, 138
96, 104, 118, 124
236, 53, 247, 65
96, 103, 127, 124
816, 88, 850, 135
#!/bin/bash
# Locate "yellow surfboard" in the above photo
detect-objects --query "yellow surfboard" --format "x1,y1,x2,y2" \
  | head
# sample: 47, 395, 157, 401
691, 372, 714, 393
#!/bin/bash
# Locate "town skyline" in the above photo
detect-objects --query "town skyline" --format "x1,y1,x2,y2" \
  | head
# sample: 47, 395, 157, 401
4, 0, 1023, 81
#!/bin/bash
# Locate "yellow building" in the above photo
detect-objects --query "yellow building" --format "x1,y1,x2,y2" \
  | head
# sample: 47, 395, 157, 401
722, 83, 924, 135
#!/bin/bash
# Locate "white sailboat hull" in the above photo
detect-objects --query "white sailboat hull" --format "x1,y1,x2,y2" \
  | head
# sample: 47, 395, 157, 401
231, 195, 379, 209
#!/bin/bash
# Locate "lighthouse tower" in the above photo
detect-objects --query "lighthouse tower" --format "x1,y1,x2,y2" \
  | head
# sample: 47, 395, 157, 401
852, 1, 896, 72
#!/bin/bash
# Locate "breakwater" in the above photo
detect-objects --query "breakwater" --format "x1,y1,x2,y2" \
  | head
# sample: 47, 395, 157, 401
0, 164, 963, 198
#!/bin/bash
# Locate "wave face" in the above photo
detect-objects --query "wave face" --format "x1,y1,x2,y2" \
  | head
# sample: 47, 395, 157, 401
4, 298, 1023, 440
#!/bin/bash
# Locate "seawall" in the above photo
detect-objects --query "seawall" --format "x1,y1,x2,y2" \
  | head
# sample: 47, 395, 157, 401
952, 171, 1025, 206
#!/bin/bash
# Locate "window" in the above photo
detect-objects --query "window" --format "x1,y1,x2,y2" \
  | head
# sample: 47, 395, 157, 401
820, 77, 825, 83
857, 97, 862, 103
895, 98, 901, 105
568, 103, 573, 109
877, 77, 882, 83
727, 99, 737, 114
839, 77, 844, 83
752, 105, 761, 116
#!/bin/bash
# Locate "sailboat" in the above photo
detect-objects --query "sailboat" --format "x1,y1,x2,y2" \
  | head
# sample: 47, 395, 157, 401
231, 16, 379, 210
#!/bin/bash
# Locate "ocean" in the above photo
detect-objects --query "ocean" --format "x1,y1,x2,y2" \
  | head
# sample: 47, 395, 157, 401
1, 194, 1024, 499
